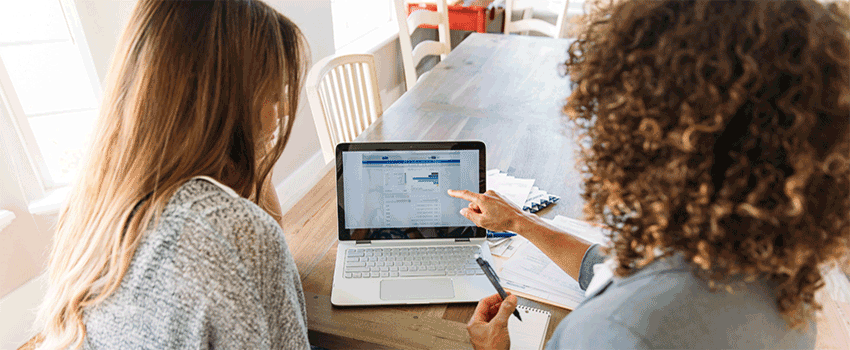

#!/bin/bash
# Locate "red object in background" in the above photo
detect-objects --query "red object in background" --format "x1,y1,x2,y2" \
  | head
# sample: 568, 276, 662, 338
407, 1, 500, 33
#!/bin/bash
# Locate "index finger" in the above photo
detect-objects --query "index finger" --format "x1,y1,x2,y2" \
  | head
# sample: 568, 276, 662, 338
447, 189, 482, 203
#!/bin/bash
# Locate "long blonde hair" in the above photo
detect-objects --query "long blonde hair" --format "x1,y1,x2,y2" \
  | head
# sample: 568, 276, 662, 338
37, 1, 306, 348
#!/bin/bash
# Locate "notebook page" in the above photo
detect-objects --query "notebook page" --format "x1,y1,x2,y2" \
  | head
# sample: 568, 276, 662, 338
508, 305, 551, 350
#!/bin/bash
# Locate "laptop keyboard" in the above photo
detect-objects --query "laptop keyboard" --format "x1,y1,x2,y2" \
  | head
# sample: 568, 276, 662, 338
343, 246, 484, 278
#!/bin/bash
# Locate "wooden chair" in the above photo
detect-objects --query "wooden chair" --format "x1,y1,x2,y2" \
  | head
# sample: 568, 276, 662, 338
504, 0, 570, 39
306, 54, 383, 164
392, 0, 451, 91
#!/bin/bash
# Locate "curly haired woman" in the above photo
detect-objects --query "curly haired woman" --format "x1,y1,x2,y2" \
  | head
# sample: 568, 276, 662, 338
448, 0, 849, 349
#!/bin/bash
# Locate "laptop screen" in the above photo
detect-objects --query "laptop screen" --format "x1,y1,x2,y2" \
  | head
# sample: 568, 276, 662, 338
336, 142, 485, 240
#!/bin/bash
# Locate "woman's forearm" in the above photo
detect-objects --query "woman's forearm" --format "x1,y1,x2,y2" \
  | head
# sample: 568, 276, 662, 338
509, 214, 592, 281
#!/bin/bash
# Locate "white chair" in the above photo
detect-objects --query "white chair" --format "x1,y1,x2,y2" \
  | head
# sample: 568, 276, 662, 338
393, 0, 451, 91
504, 0, 570, 39
306, 54, 383, 164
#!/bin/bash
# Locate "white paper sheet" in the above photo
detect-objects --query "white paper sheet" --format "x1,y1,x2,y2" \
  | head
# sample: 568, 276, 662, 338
496, 217, 611, 309
551, 216, 610, 245
490, 236, 527, 257
508, 305, 550, 350
486, 170, 535, 208
502, 277, 585, 310
499, 239, 586, 309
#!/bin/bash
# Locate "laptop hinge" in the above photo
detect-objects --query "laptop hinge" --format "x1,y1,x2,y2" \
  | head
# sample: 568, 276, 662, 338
455, 238, 470, 242
355, 240, 371, 245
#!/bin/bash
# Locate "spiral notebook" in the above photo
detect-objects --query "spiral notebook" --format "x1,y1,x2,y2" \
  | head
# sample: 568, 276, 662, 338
508, 305, 551, 350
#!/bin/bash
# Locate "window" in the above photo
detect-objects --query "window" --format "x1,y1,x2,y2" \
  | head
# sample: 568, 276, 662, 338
0, 0, 101, 194
331, 0, 395, 50
0, 1, 102, 344
0, 210, 15, 231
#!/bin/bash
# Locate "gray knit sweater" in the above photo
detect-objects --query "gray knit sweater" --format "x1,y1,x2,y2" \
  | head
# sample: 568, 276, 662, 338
83, 177, 310, 349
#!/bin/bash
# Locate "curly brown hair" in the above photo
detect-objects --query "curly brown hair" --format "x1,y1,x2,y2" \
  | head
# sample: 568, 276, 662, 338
564, 0, 850, 326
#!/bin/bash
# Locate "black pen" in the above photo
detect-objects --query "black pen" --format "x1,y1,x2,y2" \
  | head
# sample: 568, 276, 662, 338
474, 254, 522, 322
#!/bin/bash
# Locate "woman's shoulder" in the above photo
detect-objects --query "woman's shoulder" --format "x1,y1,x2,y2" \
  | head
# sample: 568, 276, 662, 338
166, 176, 255, 218
125, 178, 284, 282
163, 177, 281, 237
551, 256, 816, 349
160, 176, 286, 262
92, 176, 292, 313
84, 178, 300, 349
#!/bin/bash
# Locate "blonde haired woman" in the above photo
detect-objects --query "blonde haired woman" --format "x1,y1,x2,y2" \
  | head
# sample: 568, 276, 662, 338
37, 1, 310, 348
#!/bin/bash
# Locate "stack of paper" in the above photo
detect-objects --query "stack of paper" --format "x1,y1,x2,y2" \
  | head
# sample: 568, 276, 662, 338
489, 236, 527, 258
486, 169, 559, 213
485, 169, 534, 257
497, 215, 610, 309
486, 169, 535, 207
486, 169, 565, 257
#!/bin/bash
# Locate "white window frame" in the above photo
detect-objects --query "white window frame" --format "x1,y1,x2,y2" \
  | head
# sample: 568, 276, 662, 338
0, 0, 102, 214
0, 210, 15, 231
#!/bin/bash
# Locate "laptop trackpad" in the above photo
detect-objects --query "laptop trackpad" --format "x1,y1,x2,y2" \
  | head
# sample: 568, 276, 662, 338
380, 278, 455, 300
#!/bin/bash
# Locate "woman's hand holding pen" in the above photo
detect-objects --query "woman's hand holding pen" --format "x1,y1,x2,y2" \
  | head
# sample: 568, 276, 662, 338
467, 292, 517, 350
450, 190, 522, 349
447, 190, 529, 234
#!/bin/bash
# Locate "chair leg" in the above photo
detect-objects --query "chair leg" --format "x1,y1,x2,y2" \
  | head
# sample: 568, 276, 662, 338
520, 8, 532, 35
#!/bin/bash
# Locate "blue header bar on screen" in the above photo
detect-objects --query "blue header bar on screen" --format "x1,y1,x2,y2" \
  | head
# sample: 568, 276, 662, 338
362, 159, 460, 164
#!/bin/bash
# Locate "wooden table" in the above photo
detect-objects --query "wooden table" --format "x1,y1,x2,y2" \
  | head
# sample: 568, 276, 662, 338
285, 33, 576, 349
281, 32, 850, 349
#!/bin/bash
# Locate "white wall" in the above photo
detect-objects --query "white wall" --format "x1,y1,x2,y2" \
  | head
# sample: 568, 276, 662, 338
266, 0, 332, 186
364, 31, 408, 119
74, 0, 137, 84
0, 129, 49, 298
0, 110, 54, 348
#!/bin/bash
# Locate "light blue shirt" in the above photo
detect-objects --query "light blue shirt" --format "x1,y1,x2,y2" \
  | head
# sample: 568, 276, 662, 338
545, 244, 816, 349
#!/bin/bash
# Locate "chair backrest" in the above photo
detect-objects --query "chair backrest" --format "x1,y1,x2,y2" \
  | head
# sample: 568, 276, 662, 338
504, 0, 570, 39
306, 54, 383, 164
393, 0, 451, 90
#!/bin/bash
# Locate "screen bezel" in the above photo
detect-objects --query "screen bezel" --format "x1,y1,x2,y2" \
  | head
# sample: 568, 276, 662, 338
335, 141, 486, 241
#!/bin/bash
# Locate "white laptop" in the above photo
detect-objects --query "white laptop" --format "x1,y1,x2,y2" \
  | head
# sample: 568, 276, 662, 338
331, 141, 495, 306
